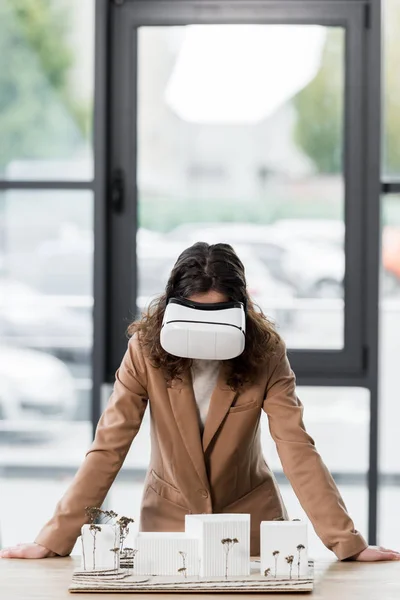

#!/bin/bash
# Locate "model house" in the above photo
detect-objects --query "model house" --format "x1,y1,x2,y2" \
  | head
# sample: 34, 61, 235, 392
80, 524, 120, 571
133, 532, 199, 576
80, 513, 308, 582
260, 521, 308, 579
185, 513, 251, 577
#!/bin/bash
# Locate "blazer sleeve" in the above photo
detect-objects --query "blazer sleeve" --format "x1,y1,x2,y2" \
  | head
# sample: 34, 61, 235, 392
262, 341, 368, 561
34, 334, 149, 556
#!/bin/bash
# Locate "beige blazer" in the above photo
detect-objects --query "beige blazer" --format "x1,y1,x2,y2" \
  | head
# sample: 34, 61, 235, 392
35, 334, 367, 560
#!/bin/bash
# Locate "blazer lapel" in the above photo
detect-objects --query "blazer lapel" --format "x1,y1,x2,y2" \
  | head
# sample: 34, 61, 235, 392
168, 369, 210, 491
202, 363, 238, 454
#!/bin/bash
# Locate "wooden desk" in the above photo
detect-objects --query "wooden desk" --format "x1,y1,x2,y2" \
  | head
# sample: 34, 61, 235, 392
0, 556, 399, 599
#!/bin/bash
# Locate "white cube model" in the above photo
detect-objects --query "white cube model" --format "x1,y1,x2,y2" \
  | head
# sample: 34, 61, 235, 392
133, 532, 199, 577
80, 524, 120, 571
260, 521, 308, 580
185, 514, 250, 578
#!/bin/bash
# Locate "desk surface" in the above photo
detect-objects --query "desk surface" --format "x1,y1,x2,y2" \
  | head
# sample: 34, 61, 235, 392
0, 556, 399, 599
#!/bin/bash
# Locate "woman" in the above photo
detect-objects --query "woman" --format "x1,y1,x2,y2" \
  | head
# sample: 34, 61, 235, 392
1, 242, 399, 561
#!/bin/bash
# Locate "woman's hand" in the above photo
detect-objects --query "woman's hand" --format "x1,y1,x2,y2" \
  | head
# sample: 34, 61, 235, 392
351, 545, 400, 561
0, 543, 57, 559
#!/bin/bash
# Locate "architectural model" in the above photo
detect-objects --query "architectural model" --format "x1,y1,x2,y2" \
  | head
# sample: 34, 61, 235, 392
72, 506, 313, 593
185, 513, 250, 577
80, 506, 133, 573
80, 524, 120, 571
133, 532, 199, 576
260, 520, 308, 579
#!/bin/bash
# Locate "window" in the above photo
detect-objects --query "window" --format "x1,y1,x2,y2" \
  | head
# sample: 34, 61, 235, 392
0, 0, 94, 180
378, 194, 400, 547
383, 0, 400, 177
137, 25, 347, 350
0, 0, 95, 547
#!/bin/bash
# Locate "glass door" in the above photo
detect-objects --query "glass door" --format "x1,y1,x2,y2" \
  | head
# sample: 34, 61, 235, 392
136, 23, 346, 351
109, 0, 367, 379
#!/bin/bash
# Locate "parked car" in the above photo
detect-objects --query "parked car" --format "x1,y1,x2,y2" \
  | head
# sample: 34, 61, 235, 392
281, 239, 344, 298
0, 346, 77, 421
272, 218, 345, 249
168, 222, 291, 285
137, 234, 188, 311
166, 222, 344, 298
0, 278, 92, 362
35, 226, 93, 296
137, 236, 295, 328
230, 244, 296, 327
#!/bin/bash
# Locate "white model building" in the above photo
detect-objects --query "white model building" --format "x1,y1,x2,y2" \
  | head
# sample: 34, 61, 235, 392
79, 514, 309, 582
185, 513, 251, 578
80, 524, 120, 571
132, 532, 199, 576
260, 521, 308, 579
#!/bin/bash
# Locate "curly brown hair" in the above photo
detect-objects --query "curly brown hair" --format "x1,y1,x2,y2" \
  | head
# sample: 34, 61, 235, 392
128, 242, 281, 390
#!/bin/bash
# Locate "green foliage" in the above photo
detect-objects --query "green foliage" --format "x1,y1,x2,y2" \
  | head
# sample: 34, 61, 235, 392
293, 29, 344, 174
0, 0, 91, 174
383, 0, 400, 175
139, 192, 342, 233
293, 14, 400, 175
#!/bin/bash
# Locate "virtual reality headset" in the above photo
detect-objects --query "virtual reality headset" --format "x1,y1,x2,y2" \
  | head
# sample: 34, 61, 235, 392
160, 297, 246, 360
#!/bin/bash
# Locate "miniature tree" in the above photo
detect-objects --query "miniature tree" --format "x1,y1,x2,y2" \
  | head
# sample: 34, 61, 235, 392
221, 538, 239, 579
83, 507, 103, 570
89, 524, 102, 570
103, 510, 118, 524
84, 506, 135, 572
110, 547, 120, 571
101, 510, 120, 570
80, 535, 86, 571
264, 568, 271, 577
85, 506, 120, 526
272, 550, 280, 578
178, 551, 187, 578
85, 506, 103, 524
117, 516, 135, 555
285, 555, 294, 579
113, 524, 119, 557
296, 544, 305, 578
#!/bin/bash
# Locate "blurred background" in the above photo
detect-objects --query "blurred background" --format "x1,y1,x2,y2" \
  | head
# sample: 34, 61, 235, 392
0, 0, 399, 559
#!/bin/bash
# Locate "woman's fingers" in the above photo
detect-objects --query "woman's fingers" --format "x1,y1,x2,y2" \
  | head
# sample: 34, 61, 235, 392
378, 547, 400, 558
354, 546, 400, 561
0, 543, 56, 559
0, 546, 25, 558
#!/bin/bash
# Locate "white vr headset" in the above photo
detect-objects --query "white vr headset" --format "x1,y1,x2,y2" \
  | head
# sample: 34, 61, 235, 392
160, 297, 246, 360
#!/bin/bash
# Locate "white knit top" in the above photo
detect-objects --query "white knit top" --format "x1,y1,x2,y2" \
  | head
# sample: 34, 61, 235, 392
190, 359, 220, 431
